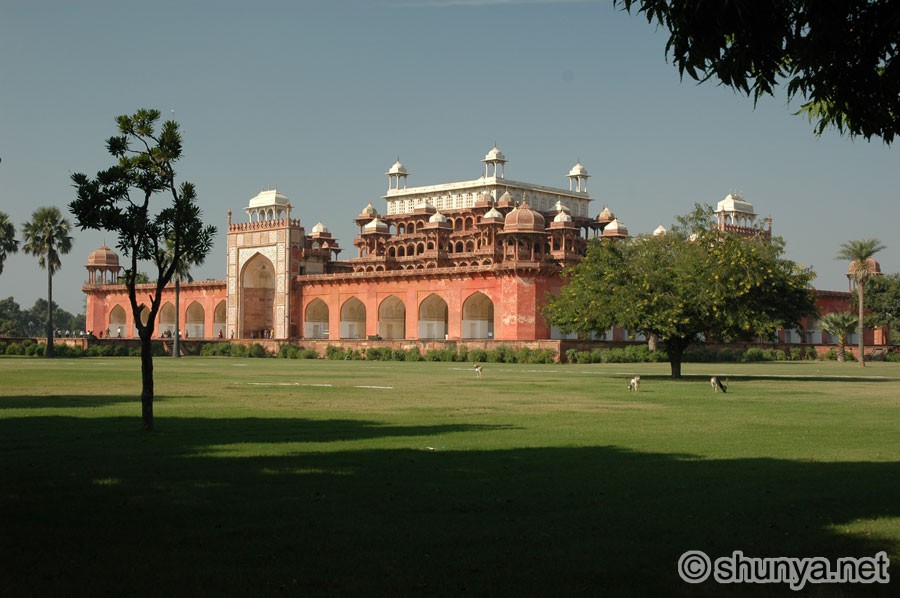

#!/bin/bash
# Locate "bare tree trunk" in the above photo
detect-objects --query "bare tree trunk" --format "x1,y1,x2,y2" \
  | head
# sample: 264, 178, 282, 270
46, 267, 55, 358
140, 330, 154, 430
173, 277, 181, 358
666, 337, 690, 378
857, 285, 866, 367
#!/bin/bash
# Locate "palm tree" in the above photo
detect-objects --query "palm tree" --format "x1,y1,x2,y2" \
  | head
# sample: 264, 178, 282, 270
819, 311, 858, 362
22, 207, 73, 357
836, 239, 885, 367
0, 211, 18, 275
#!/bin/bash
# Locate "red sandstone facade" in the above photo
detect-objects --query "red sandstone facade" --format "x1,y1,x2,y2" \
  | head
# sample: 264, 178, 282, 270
82, 149, 888, 348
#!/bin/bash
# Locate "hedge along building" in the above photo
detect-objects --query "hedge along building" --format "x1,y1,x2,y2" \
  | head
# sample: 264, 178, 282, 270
84, 147, 627, 342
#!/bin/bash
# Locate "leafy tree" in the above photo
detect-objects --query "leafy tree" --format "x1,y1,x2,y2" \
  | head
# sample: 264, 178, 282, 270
70, 109, 216, 430
820, 311, 858, 363
864, 273, 900, 333
26, 299, 85, 337
836, 239, 885, 367
617, 1, 900, 143
545, 205, 816, 377
0, 211, 18, 275
22, 206, 73, 357
0, 297, 24, 337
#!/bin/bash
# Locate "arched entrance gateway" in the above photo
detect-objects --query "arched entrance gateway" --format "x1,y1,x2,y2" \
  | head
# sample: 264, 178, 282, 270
240, 253, 276, 338
340, 298, 366, 339
108, 305, 127, 337
305, 299, 329, 339
378, 295, 406, 339
213, 301, 226, 338
186, 302, 205, 339
159, 303, 176, 337
462, 292, 494, 339
418, 294, 448, 339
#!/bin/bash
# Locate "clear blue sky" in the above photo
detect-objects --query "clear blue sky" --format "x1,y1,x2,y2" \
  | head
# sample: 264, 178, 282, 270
2, 0, 897, 314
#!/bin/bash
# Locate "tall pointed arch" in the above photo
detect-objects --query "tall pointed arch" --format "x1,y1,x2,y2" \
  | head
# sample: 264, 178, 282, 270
159, 302, 176, 337
340, 297, 366, 339
378, 295, 406, 339
186, 302, 205, 338
213, 301, 227, 338
109, 305, 127, 337
240, 252, 276, 338
305, 299, 330, 339
418, 293, 448, 339
462, 292, 494, 339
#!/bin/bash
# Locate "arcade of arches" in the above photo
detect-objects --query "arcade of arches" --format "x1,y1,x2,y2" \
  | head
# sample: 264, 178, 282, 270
304, 291, 496, 340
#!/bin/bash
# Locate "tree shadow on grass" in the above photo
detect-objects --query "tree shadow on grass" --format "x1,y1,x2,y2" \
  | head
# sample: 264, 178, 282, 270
0, 394, 142, 409
1, 416, 898, 596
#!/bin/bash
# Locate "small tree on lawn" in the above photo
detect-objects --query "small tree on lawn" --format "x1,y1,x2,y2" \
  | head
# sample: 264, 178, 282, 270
819, 311, 857, 363
545, 205, 817, 377
837, 239, 885, 368
70, 109, 216, 430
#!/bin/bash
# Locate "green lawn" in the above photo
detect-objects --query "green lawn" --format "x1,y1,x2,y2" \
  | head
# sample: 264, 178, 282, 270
2, 357, 899, 596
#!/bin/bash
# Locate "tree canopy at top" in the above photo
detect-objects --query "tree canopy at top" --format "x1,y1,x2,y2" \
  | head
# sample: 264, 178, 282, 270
617, 0, 900, 143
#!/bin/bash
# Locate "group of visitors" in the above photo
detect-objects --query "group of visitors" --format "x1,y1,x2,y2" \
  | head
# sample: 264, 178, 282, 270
53, 329, 88, 338
248, 328, 275, 339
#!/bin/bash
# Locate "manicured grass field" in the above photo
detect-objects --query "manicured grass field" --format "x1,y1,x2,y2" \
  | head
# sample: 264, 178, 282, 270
2, 357, 899, 596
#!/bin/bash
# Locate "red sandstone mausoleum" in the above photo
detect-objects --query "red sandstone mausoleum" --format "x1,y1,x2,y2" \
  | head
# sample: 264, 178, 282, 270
82, 147, 888, 350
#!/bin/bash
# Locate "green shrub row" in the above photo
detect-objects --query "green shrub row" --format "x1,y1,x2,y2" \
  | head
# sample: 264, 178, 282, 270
565, 346, 668, 364
1, 340, 170, 358
323, 345, 557, 363
821, 348, 857, 361
564, 345, 824, 364
278, 345, 319, 359
199, 342, 274, 358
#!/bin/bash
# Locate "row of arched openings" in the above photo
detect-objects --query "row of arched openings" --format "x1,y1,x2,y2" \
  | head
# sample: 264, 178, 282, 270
395, 217, 477, 235
304, 292, 494, 340
107, 301, 226, 338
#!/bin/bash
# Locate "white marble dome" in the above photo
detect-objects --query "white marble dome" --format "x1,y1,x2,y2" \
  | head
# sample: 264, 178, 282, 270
484, 145, 506, 162
483, 207, 503, 220
568, 162, 589, 177
363, 217, 389, 233
386, 160, 408, 175
603, 218, 629, 237
716, 193, 755, 216
248, 189, 290, 209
